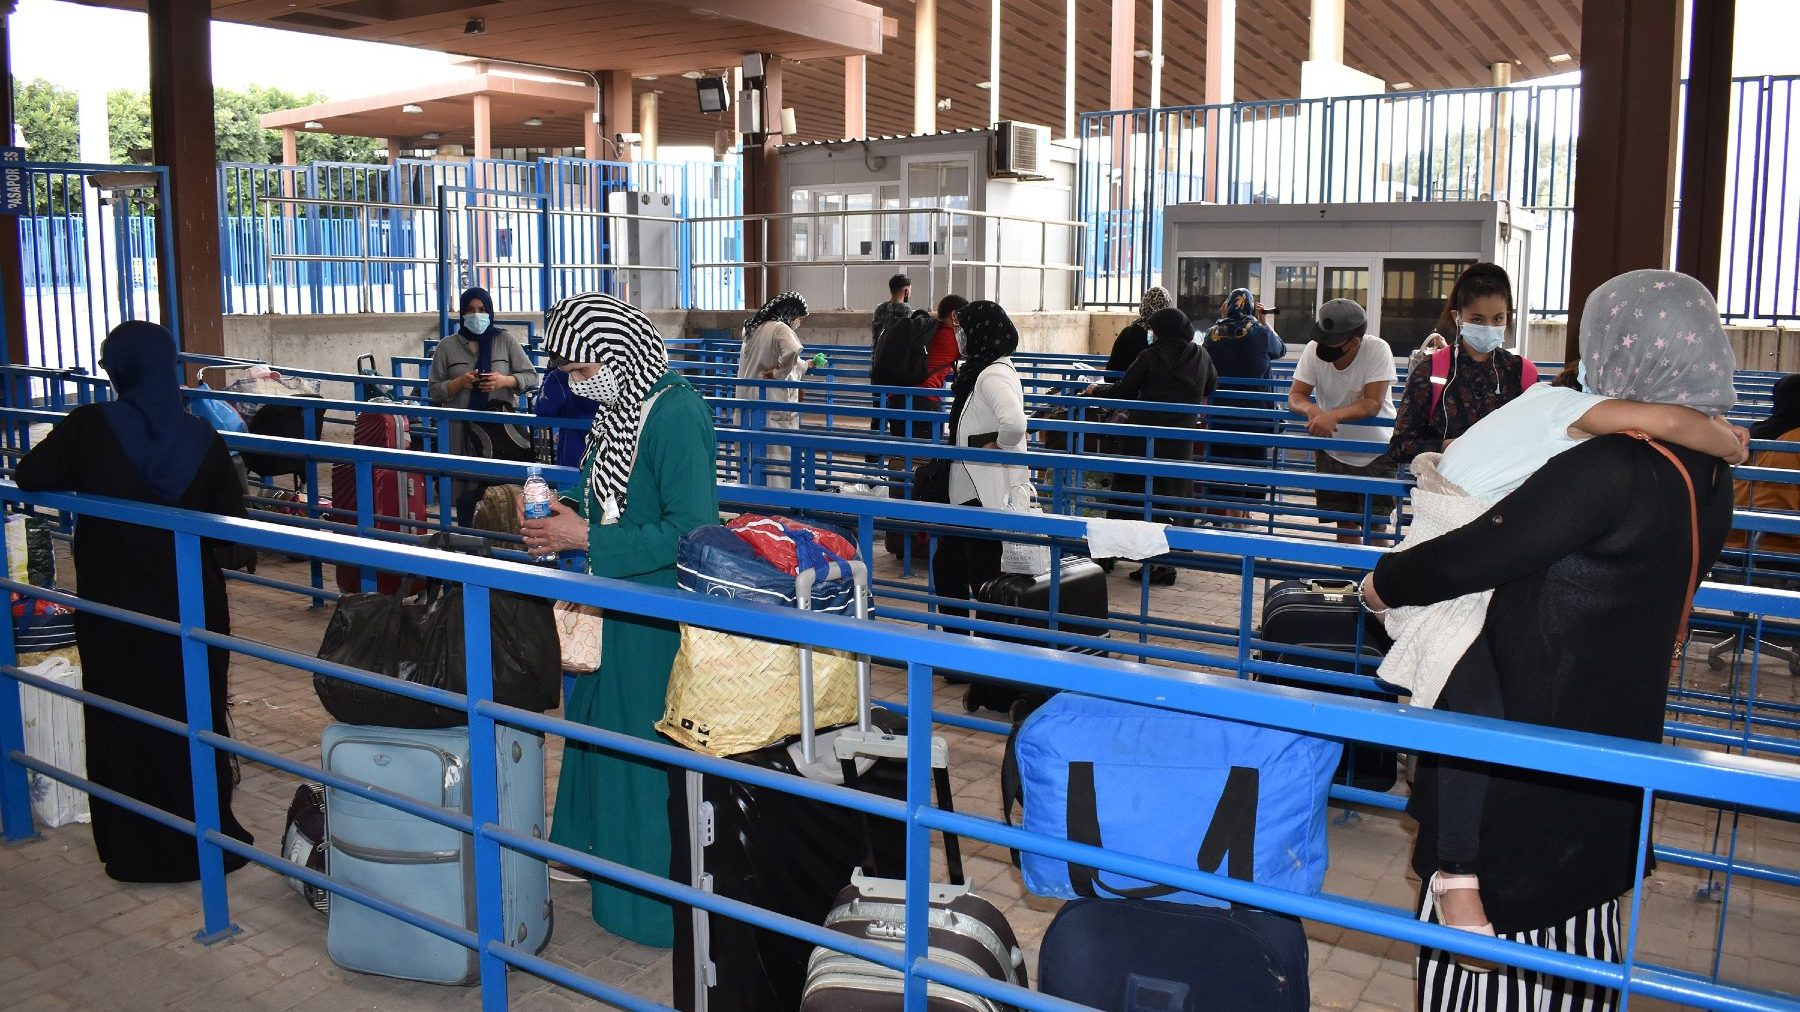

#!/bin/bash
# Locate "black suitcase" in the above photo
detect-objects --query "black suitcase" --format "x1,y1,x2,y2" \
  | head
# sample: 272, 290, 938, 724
801, 872, 1027, 1012
1255, 577, 1399, 792
1037, 897, 1309, 1012
963, 557, 1110, 714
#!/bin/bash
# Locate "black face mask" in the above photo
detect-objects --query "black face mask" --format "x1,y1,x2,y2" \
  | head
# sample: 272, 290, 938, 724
1316, 340, 1351, 363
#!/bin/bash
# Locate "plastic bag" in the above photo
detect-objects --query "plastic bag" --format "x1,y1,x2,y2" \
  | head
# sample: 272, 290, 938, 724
19, 649, 89, 828
725, 515, 857, 576
314, 534, 562, 727
1000, 483, 1053, 577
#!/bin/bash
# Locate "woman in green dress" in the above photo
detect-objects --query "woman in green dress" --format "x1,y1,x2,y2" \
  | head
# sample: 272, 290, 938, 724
523, 292, 719, 947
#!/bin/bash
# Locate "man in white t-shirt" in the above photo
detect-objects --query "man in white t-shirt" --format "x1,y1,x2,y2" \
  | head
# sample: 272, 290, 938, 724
1287, 298, 1400, 543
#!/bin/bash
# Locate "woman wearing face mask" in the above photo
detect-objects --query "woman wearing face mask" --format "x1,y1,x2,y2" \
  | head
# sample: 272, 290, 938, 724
429, 287, 540, 523
1387, 264, 1538, 467
737, 291, 816, 488
518, 292, 719, 947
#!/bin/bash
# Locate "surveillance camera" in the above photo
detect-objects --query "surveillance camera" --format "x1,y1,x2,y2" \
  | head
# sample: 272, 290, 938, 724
616, 132, 644, 144
464, 18, 484, 35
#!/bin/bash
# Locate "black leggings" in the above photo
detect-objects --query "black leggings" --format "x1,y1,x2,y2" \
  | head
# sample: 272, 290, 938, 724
931, 505, 1003, 632
1433, 633, 1507, 872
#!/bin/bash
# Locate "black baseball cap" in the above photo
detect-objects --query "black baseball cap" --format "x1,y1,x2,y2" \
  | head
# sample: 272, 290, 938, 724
1312, 299, 1368, 345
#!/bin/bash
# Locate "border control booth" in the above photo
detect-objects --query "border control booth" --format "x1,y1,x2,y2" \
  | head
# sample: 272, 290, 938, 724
1160, 201, 1536, 357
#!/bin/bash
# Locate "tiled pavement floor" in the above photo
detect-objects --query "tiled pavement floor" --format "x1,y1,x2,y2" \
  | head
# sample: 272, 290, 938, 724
3, 537, 1799, 1011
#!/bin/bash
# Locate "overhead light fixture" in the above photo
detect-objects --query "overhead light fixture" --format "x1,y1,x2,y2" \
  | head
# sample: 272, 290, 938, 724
639, 75, 659, 82
696, 76, 731, 115
464, 18, 484, 35
422, 131, 441, 140
402, 104, 423, 114
303, 121, 323, 129
1392, 82, 1413, 90
1548, 53, 1572, 64
523, 118, 544, 127
682, 71, 705, 80
976, 81, 994, 90
1132, 49, 1150, 59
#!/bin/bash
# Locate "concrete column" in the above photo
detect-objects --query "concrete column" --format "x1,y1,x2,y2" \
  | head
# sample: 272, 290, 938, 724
1676, 0, 1737, 294
281, 126, 298, 165
742, 57, 784, 306
988, 0, 1001, 125
602, 70, 634, 161
1109, 0, 1134, 112
147, 0, 225, 359
1563, 0, 1684, 360
1309, 0, 1344, 64
0, 6, 25, 368
1148, 0, 1164, 110
583, 101, 601, 160
471, 93, 493, 160
1488, 62, 1512, 201
639, 91, 660, 161
914, 0, 937, 134
1202, 0, 1235, 202
1063, 0, 1076, 138
844, 55, 866, 139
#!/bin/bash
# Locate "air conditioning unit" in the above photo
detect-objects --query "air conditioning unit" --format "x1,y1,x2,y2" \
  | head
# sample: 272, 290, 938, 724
991, 122, 1051, 179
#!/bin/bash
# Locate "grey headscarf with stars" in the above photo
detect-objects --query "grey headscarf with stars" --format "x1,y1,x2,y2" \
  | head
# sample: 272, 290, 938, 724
1579, 270, 1736, 415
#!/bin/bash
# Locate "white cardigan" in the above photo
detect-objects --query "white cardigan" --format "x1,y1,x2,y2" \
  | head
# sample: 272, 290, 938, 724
949, 358, 1030, 508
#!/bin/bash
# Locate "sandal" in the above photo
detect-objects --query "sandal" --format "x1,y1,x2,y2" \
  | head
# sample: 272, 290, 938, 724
1429, 871, 1498, 972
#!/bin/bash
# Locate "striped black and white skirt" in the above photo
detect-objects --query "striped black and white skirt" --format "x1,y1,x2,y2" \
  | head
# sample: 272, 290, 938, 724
1417, 890, 1622, 1012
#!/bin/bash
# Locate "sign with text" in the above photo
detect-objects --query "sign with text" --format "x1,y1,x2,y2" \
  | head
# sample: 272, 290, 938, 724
0, 147, 26, 215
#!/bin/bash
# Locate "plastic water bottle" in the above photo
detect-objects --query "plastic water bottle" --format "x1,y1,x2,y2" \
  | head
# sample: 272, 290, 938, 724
521, 466, 556, 562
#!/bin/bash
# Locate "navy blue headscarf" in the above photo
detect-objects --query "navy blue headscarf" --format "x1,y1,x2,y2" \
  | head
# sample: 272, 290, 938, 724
458, 286, 497, 412
99, 321, 216, 504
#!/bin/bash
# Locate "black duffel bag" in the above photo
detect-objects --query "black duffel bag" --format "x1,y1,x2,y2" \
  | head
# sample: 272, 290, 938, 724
314, 533, 561, 727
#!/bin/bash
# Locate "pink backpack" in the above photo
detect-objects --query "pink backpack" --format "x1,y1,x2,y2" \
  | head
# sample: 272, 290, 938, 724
1427, 345, 1539, 418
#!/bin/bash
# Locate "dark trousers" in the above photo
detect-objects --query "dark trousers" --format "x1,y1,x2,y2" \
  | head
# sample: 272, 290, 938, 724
1432, 633, 1507, 871
931, 504, 1003, 632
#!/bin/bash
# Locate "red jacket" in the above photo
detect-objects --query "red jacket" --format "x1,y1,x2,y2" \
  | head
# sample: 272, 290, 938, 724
923, 322, 959, 390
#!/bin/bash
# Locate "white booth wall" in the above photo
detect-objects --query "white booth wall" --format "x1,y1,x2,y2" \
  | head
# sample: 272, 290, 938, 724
776, 130, 1078, 315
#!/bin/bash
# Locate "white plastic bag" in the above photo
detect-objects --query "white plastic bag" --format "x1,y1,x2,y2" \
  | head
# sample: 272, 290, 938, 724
999, 483, 1053, 577
19, 650, 89, 828
5, 514, 27, 586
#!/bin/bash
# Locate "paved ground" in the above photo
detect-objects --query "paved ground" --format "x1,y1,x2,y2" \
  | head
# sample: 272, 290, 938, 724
3, 533, 1798, 1011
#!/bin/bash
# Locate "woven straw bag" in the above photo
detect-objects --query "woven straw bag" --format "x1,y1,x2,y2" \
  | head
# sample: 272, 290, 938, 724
656, 625, 860, 757
554, 601, 603, 673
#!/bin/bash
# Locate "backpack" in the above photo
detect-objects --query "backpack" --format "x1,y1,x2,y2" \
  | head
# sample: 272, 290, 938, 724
1427, 345, 1539, 418
869, 314, 939, 387
1002, 693, 1341, 908
472, 484, 524, 537
281, 783, 330, 913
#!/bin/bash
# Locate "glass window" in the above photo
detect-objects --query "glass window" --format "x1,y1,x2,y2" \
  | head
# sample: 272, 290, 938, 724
878, 185, 902, 261
846, 191, 876, 257
788, 189, 812, 262
1323, 266, 1370, 306
1272, 264, 1320, 348
907, 159, 972, 256
816, 191, 845, 260
1175, 256, 1262, 322
1381, 258, 1473, 357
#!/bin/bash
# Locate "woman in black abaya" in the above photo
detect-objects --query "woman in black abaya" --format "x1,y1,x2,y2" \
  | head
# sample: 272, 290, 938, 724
16, 321, 254, 882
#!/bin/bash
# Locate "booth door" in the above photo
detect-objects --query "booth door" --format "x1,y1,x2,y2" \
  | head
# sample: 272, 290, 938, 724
1269, 260, 1375, 348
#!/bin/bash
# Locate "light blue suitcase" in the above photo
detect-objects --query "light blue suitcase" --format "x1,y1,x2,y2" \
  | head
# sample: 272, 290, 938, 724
322, 723, 552, 984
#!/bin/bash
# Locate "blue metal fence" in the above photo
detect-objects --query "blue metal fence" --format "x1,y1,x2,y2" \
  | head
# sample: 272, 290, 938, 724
1082, 76, 1800, 324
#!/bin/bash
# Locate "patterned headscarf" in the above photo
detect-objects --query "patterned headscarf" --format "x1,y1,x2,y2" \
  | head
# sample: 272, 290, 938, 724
1211, 288, 1257, 339
1135, 286, 1173, 329
1578, 270, 1735, 415
544, 292, 670, 512
743, 291, 810, 338
947, 301, 1020, 440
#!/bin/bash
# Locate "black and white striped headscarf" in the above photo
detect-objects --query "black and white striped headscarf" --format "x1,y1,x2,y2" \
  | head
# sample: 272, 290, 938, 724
743, 291, 809, 339
543, 292, 670, 512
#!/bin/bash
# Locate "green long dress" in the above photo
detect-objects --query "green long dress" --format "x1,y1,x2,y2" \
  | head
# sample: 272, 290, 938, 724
549, 371, 719, 947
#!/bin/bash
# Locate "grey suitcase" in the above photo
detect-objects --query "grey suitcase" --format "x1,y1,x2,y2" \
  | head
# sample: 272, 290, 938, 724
322, 723, 552, 984
801, 872, 1027, 1011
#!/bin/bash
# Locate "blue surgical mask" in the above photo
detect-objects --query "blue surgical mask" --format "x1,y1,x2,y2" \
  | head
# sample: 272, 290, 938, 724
463, 313, 491, 336
1458, 321, 1506, 354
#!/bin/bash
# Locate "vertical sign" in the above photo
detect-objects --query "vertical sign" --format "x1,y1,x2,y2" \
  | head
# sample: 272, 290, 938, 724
0, 147, 25, 215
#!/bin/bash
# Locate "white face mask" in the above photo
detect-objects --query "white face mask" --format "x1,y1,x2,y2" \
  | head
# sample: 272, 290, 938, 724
569, 365, 619, 406
463, 312, 491, 336
1458, 320, 1506, 354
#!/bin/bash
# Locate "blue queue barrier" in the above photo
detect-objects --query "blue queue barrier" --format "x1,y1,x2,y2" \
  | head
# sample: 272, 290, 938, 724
2, 485, 1799, 1009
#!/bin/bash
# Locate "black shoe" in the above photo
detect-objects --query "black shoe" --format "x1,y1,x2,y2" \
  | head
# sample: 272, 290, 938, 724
1097, 558, 1116, 574
1150, 565, 1178, 586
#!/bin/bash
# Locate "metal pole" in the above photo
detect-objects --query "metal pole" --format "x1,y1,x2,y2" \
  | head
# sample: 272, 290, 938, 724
358, 202, 373, 314
261, 208, 274, 316
175, 532, 239, 944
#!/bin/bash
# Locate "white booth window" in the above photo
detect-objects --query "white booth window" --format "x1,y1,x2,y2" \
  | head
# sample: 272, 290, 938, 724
788, 184, 895, 262
905, 157, 972, 257
1176, 257, 1262, 321
1381, 259, 1475, 355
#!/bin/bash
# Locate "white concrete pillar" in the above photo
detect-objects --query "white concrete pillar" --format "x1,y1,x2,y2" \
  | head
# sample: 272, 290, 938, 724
1149, 0, 1164, 110
1063, 0, 1077, 138
988, 0, 1001, 125
1309, 0, 1344, 64
845, 56, 866, 139
914, 0, 937, 134
1203, 0, 1235, 202
639, 91, 660, 161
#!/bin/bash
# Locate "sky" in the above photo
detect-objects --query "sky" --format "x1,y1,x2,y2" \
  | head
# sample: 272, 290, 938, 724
9, 0, 1800, 100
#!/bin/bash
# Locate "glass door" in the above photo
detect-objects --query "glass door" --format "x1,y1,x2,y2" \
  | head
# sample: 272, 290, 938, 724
1268, 259, 1379, 346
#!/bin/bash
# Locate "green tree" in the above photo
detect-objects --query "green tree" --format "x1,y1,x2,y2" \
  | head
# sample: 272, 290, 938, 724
107, 88, 151, 163
13, 77, 79, 162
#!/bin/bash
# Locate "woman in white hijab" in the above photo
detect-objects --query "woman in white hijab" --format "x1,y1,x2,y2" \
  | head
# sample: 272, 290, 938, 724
737, 291, 817, 488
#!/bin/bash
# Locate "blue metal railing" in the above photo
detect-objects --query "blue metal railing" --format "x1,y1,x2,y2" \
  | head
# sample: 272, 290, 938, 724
1, 482, 1798, 1009
1081, 76, 1800, 326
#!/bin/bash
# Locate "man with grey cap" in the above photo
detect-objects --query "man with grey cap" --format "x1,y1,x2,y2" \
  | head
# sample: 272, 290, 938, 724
1287, 298, 1399, 543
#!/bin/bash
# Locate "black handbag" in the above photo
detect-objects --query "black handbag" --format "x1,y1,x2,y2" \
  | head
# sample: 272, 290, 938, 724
314, 533, 561, 727
914, 458, 952, 504
463, 403, 538, 463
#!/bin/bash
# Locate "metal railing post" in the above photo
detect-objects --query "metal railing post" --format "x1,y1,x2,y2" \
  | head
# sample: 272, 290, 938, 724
357, 202, 373, 314
174, 530, 239, 944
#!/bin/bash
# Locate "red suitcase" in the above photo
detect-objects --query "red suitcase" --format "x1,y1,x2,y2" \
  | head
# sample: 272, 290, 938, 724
333, 405, 427, 594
